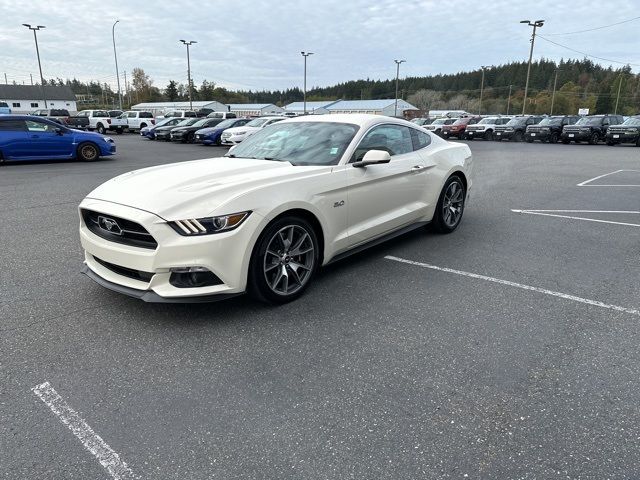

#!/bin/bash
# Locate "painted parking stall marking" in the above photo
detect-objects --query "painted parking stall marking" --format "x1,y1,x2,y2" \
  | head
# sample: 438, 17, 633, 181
385, 255, 640, 317
32, 382, 139, 480
577, 169, 640, 187
511, 209, 640, 228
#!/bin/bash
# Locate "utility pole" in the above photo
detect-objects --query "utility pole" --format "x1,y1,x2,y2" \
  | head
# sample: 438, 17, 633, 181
520, 19, 544, 115
4, 73, 7, 85
394, 59, 406, 117
112, 20, 123, 109
30, 73, 33, 85
507, 84, 512, 115
23, 24, 48, 108
123, 70, 130, 107
479, 66, 486, 115
180, 40, 196, 111
614, 74, 623, 114
550, 69, 559, 115
301, 51, 314, 114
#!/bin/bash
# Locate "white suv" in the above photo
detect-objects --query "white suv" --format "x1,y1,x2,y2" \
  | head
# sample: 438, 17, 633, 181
465, 116, 513, 141
221, 117, 285, 145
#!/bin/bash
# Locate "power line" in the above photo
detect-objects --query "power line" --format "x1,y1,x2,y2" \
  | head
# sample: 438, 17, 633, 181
545, 15, 640, 36
537, 35, 640, 67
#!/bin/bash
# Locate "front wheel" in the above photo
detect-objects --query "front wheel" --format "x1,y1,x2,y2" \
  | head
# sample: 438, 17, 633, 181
588, 132, 600, 145
249, 217, 319, 304
550, 132, 559, 144
562, 138, 570, 144
77, 142, 99, 162
432, 176, 466, 234
513, 131, 524, 142
485, 131, 493, 141
96, 123, 106, 134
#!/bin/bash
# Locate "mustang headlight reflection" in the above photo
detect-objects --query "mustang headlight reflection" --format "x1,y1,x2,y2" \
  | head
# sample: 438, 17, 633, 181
169, 211, 251, 236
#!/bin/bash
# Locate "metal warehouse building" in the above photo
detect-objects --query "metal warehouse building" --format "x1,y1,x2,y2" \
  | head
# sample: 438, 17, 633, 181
283, 100, 341, 115
131, 100, 227, 116
326, 99, 419, 117
0, 85, 77, 113
227, 103, 283, 116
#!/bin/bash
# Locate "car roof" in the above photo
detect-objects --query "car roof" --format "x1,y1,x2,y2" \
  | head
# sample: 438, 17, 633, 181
280, 113, 423, 129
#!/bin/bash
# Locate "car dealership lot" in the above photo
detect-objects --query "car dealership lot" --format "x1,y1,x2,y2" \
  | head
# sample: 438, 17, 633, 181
1, 137, 639, 479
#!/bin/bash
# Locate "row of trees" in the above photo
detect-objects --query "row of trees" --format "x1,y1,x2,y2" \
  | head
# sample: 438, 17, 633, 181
50, 58, 638, 114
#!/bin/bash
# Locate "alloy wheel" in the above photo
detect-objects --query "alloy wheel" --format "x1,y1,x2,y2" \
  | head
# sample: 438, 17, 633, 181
442, 180, 464, 228
263, 225, 315, 296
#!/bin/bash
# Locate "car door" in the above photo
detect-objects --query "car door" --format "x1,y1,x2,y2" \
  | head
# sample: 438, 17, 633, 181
24, 119, 75, 158
0, 119, 29, 159
346, 124, 429, 245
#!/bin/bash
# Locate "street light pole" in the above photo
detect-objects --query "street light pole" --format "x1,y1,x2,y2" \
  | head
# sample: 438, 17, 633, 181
520, 19, 544, 115
23, 24, 48, 109
180, 40, 197, 111
301, 52, 314, 114
479, 66, 486, 115
550, 68, 559, 115
394, 59, 406, 117
507, 84, 512, 115
614, 74, 623, 114
112, 20, 123, 110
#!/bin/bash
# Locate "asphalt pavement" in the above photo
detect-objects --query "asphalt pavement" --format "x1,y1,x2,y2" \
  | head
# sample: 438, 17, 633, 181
1, 134, 639, 479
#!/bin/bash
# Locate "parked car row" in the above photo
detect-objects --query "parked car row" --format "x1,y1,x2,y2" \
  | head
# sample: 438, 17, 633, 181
412, 113, 638, 146
141, 115, 286, 146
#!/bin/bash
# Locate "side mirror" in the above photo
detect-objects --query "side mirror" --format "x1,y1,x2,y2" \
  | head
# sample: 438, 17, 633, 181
54, 127, 65, 135
353, 149, 391, 168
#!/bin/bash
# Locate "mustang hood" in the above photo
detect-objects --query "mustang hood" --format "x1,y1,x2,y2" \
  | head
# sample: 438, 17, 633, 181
87, 157, 315, 220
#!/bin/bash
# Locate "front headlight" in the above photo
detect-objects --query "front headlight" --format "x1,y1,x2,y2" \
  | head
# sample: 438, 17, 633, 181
169, 211, 251, 236
103, 137, 114, 143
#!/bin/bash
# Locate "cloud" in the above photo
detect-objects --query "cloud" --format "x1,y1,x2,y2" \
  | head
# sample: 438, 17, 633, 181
1, 0, 638, 92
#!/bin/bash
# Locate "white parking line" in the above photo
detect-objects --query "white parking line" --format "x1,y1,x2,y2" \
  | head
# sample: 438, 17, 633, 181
385, 255, 640, 317
511, 209, 640, 228
32, 382, 139, 480
577, 169, 640, 187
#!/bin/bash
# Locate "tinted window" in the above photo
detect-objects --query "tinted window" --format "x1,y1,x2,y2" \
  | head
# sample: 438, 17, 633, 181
354, 124, 414, 161
50, 109, 69, 116
0, 102, 8, 107
0, 120, 26, 131
184, 111, 197, 117
411, 128, 431, 150
140, 112, 153, 118
93, 111, 109, 117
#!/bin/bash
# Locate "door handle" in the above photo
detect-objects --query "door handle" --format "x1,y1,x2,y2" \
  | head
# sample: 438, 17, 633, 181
410, 165, 428, 172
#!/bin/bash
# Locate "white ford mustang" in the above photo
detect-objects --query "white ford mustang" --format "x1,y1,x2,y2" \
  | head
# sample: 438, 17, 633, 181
79, 114, 473, 304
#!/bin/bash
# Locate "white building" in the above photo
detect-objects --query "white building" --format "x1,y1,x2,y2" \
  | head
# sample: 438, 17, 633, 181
227, 103, 283, 116
326, 99, 419, 117
131, 100, 227, 116
0, 85, 77, 113
284, 100, 341, 115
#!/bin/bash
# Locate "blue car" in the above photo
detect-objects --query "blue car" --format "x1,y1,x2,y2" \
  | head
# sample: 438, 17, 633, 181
0, 115, 115, 163
140, 117, 183, 139
193, 118, 250, 145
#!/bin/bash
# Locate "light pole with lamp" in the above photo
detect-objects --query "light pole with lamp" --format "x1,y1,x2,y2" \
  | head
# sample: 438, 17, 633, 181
394, 59, 406, 117
301, 52, 314, 114
180, 39, 197, 111
23, 24, 48, 109
520, 19, 544, 115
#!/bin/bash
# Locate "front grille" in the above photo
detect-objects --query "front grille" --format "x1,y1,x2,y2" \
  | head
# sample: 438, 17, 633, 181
81, 209, 158, 250
93, 256, 154, 282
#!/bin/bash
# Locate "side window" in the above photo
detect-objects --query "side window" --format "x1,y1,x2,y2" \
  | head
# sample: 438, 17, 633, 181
410, 128, 431, 150
140, 112, 153, 118
127, 112, 137, 118
0, 120, 27, 131
602, 117, 609, 126
352, 124, 414, 162
25, 120, 56, 132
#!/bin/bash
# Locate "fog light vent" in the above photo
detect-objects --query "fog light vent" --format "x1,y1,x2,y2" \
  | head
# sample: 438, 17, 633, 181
169, 267, 222, 288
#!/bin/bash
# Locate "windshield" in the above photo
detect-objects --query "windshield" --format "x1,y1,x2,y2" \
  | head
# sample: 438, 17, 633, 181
215, 119, 237, 129
538, 118, 563, 126
177, 118, 199, 126
506, 118, 527, 126
576, 116, 603, 126
246, 118, 271, 127
622, 117, 640, 126
225, 121, 359, 166
155, 118, 176, 127
478, 118, 498, 124
452, 118, 468, 126
191, 118, 210, 127
432, 119, 447, 125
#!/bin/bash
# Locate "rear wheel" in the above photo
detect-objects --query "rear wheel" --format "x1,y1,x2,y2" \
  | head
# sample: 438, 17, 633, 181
432, 176, 466, 234
77, 142, 99, 162
249, 216, 319, 304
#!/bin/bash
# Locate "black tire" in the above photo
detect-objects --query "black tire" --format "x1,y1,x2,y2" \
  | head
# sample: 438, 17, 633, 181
186, 132, 195, 143
432, 175, 466, 234
495, 137, 502, 142
248, 216, 320, 304
525, 137, 534, 143
636, 137, 640, 147
140, 123, 147, 130
550, 132, 559, 144
588, 132, 599, 145
485, 130, 493, 141
513, 131, 524, 142
115, 128, 123, 135
77, 142, 100, 162
606, 141, 615, 146
562, 138, 570, 144
96, 123, 106, 134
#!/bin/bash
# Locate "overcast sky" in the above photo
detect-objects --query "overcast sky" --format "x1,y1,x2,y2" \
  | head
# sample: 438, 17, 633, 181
1, 0, 638, 92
